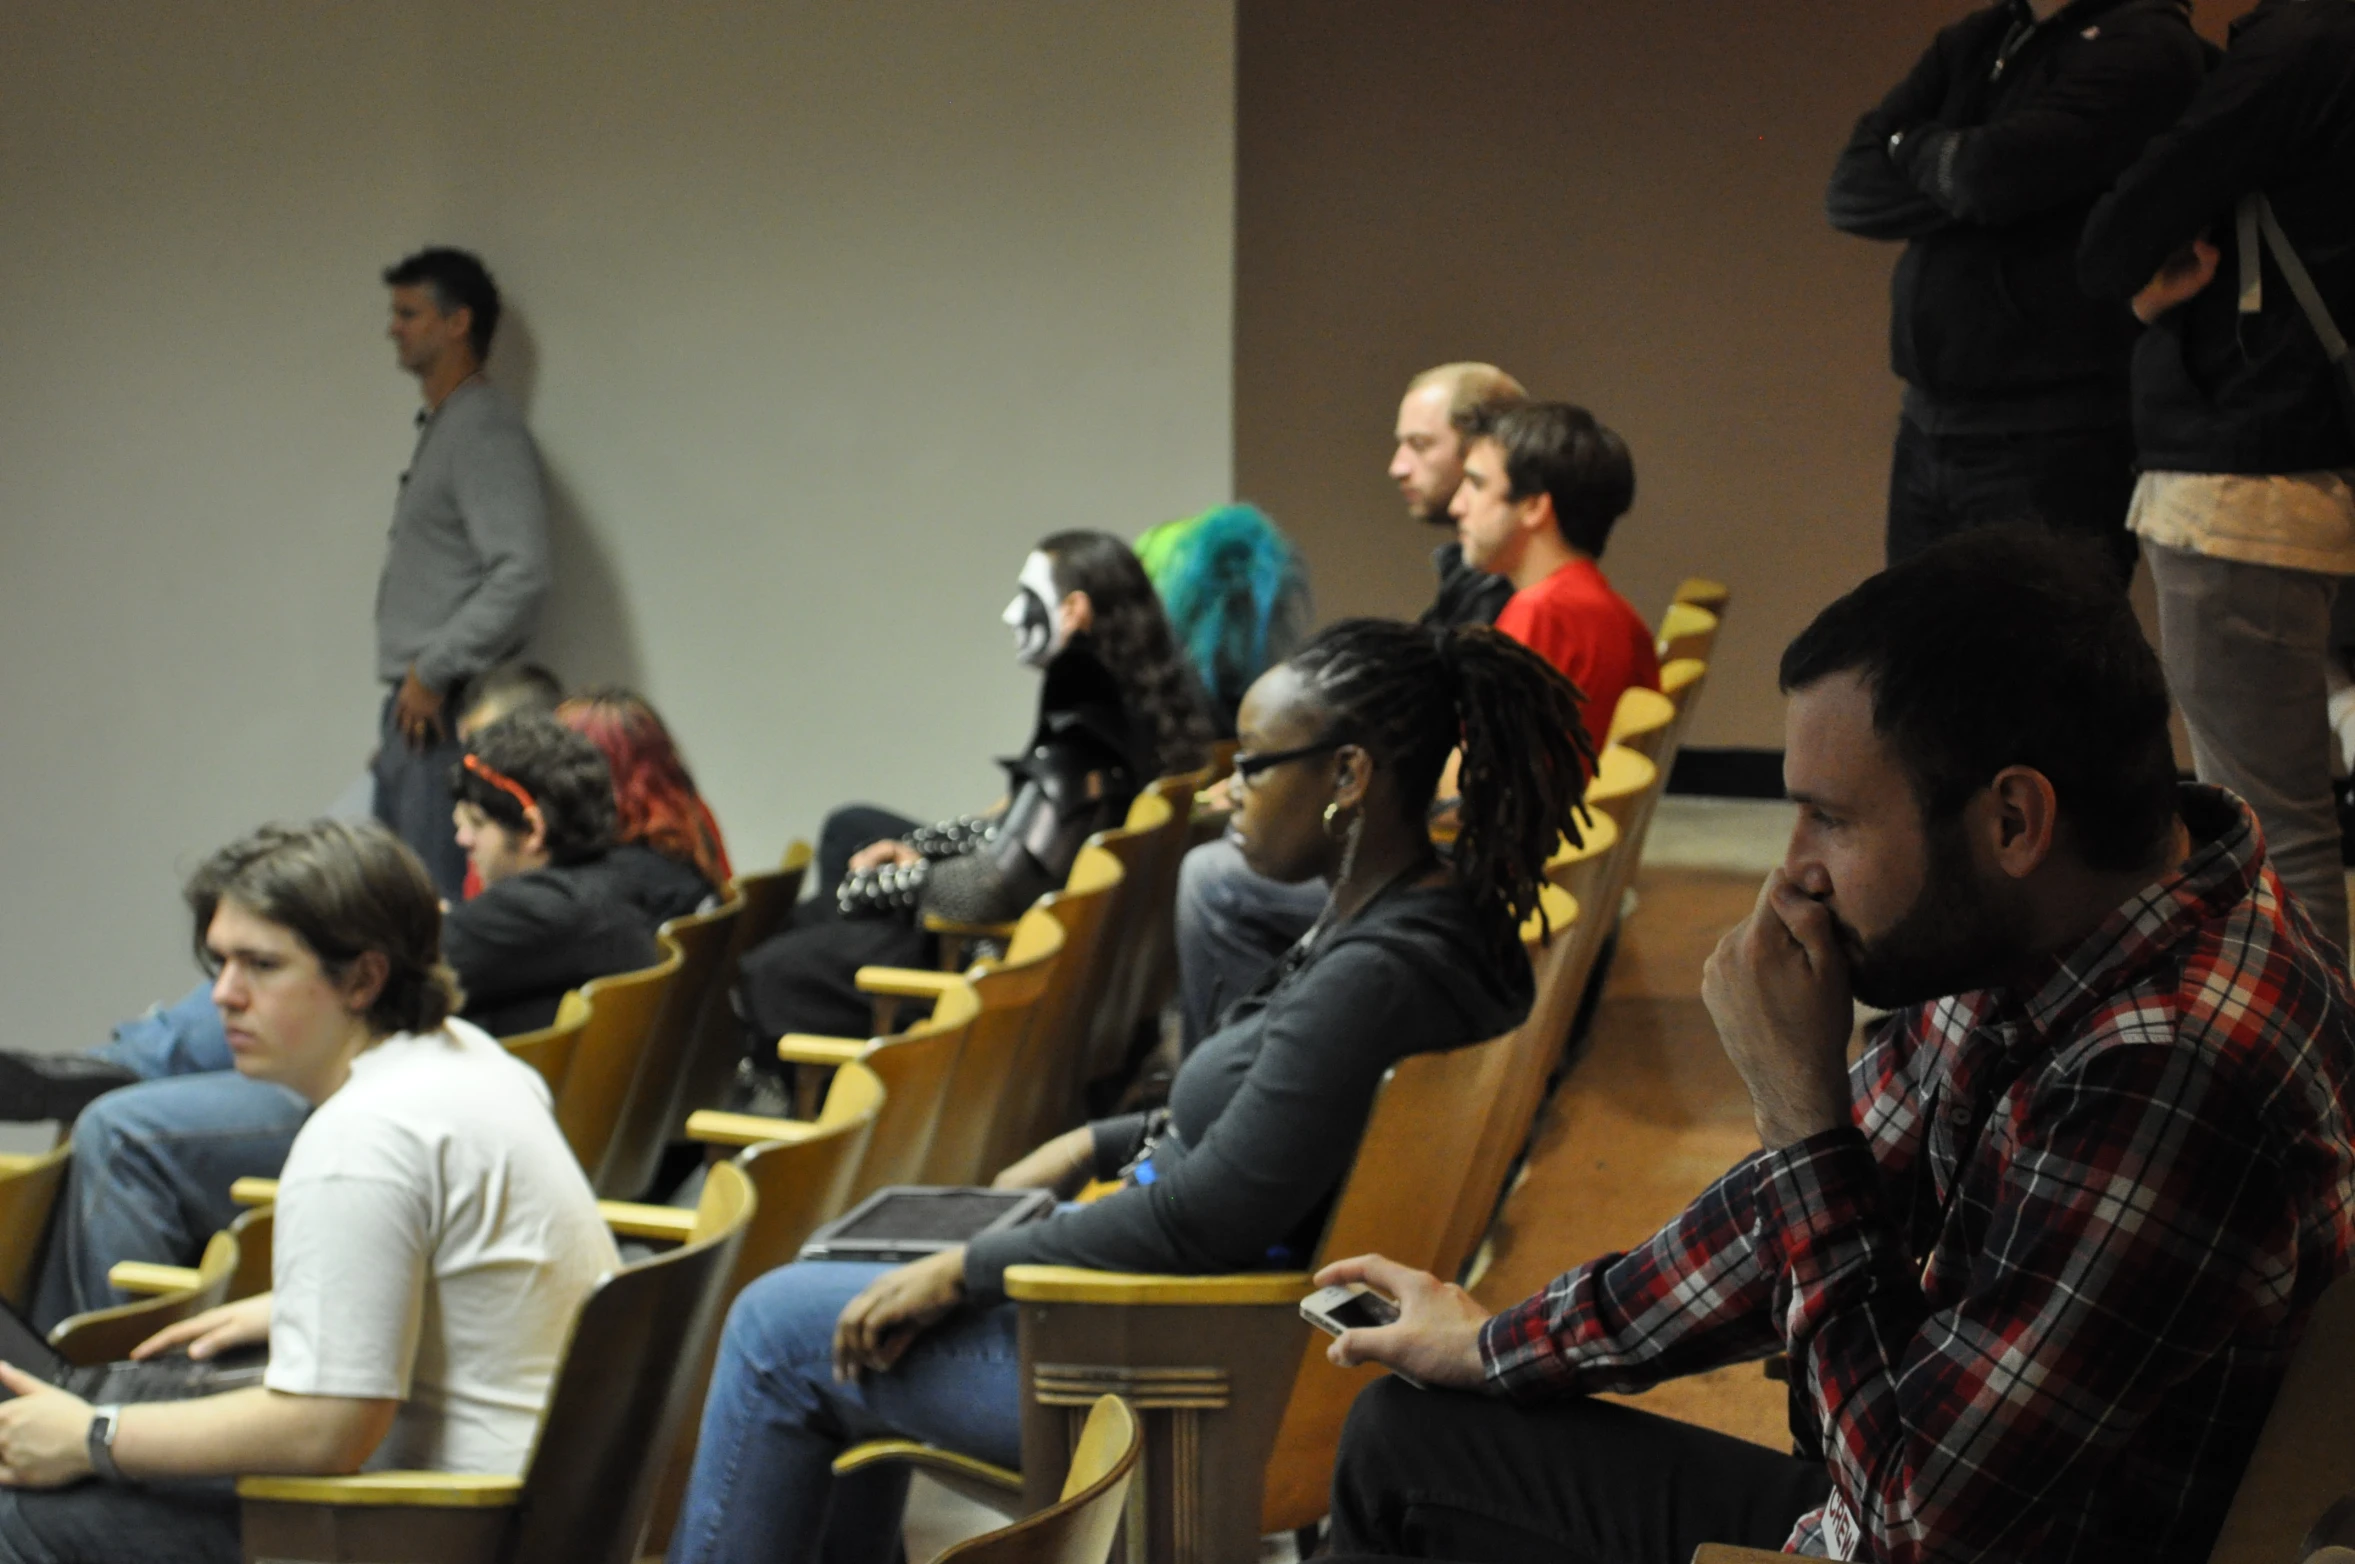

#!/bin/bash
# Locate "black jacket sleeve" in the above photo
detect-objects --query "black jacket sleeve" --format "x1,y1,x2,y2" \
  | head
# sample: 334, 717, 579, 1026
1899, 16, 2204, 229
443, 874, 653, 1013
2079, 15, 2312, 299
1828, 23, 1962, 240
964, 944, 1423, 1298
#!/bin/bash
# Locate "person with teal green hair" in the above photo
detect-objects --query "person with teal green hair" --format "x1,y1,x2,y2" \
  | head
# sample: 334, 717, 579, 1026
1136, 504, 1313, 736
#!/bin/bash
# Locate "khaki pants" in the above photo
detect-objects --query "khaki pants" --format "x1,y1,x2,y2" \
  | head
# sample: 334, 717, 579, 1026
2147, 541, 2349, 952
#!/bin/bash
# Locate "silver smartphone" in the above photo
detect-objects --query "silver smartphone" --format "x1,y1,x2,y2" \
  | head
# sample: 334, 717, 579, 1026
1300, 1283, 1425, 1388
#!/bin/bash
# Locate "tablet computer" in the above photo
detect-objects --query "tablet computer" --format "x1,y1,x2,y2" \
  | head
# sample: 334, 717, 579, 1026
798, 1186, 1056, 1263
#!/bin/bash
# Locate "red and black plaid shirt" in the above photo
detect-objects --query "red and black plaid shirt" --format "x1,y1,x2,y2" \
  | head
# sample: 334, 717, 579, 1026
1483, 787, 2355, 1562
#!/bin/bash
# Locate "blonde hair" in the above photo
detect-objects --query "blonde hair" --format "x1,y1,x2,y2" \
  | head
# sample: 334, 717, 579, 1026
1406, 362, 1528, 437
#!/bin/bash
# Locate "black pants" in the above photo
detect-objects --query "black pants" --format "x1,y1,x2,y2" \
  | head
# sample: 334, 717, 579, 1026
1328, 1377, 1830, 1564
370, 686, 469, 900
1885, 417, 2139, 583
735, 806, 928, 1056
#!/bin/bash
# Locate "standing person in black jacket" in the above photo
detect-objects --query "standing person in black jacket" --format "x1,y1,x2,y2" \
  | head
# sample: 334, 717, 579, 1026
1828, 0, 2204, 576
2079, 0, 2355, 953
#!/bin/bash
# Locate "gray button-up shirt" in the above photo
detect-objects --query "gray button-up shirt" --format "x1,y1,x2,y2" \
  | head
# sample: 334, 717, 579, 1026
373, 377, 550, 693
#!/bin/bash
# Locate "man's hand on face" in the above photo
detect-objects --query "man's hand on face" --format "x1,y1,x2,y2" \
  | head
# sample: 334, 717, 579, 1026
1313, 1254, 1490, 1391
393, 666, 446, 752
0, 1363, 95, 1489
1702, 868, 1856, 1150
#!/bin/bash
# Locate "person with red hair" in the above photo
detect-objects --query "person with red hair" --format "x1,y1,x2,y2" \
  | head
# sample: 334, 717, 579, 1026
556, 687, 732, 925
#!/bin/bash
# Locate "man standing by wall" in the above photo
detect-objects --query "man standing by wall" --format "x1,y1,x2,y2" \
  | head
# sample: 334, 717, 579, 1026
2080, 0, 2355, 954
372, 247, 550, 899
1827, 0, 2204, 576
1391, 362, 1526, 627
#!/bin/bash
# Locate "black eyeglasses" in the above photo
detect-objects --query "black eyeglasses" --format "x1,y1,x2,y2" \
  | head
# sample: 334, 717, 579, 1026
1230, 737, 1345, 795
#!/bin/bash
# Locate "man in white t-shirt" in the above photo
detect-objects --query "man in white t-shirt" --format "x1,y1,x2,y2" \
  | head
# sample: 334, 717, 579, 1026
0, 820, 616, 1564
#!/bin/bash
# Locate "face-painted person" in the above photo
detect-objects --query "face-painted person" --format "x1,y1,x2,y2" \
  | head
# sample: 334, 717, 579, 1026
727, 532, 1216, 1106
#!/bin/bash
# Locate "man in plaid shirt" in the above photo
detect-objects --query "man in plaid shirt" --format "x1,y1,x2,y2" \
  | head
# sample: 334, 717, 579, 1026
1315, 529, 2355, 1564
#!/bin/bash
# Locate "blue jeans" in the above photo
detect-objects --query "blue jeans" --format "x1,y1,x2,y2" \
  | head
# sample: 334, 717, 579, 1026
93, 983, 233, 1078
30, 1071, 307, 1332
668, 1262, 1022, 1564
1173, 838, 1325, 1051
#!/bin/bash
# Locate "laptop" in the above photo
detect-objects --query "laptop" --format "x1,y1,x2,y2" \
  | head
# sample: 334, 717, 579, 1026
0, 1296, 267, 1405
798, 1186, 1055, 1263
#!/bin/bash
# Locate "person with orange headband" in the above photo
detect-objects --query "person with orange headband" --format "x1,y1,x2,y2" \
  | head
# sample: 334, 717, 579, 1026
439, 713, 667, 1035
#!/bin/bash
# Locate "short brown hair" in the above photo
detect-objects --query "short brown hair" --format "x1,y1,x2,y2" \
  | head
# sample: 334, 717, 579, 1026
186, 820, 461, 1036
1406, 362, 1528, 438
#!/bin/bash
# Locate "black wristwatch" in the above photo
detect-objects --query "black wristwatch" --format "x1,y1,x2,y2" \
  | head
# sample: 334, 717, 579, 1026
86, 1404, 127, 1484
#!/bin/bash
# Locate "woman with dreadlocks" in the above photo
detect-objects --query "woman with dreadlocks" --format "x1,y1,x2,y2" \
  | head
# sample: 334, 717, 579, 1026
666, 618, 1596, 1564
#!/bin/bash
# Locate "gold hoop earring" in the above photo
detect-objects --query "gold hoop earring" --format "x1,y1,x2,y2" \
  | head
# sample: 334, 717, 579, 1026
1322, 801, 1342, 835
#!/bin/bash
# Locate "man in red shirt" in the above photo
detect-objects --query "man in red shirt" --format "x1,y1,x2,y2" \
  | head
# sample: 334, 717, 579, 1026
1449, 402, 1659, 751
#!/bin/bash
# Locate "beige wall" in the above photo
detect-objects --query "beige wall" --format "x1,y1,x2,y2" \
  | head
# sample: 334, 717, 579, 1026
1236, 0, 2253, 758
0, 2, 1234, 1059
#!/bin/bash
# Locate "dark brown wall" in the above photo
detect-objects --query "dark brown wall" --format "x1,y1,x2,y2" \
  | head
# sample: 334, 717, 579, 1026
1235, 0, 2257, 752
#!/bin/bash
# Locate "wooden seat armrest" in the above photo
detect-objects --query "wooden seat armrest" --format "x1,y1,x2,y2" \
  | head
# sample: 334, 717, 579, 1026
107, 1261, 201, 1296
1691, 1547, 1823, 1564
236, 1471, 523, 1508
1002, 1266, 1314, 1306
920, 913, 1019, 942
833, 1439, 1024, 1494
684, 1109, 826, 1149
597, 1201, 699, 1242
230, 1177, 278, 1207
853, 967, 963, 999
777, 1034, 867, 1067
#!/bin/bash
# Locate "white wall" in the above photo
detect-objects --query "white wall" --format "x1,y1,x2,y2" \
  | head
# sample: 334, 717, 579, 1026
0, 3, 1235, 1062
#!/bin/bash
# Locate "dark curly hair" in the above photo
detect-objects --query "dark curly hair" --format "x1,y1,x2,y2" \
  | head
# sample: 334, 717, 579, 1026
1289, 619, 1596, 961
187, 819, 460, 1037
447, 713, 618, 866
1040, 529, 1214, 775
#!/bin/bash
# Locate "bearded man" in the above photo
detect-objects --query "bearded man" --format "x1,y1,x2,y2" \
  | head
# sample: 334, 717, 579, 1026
1313, 526, 2355, 1564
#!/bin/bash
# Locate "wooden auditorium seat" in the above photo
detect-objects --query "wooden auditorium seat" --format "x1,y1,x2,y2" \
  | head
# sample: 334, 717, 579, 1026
857, 905, 1069, 1188
599, 890, 746, 1200
832, 1014, 1533, 1563
702, 977, 982, 1202
933, 1395, 1141, 1564
235, 1160, 755, 1564
612, 1060, 886, 1553
0, 1143, 71, 1313
559, 946, 685, 1197
49, 1223, 240, 1368
668, 841, 813, 1134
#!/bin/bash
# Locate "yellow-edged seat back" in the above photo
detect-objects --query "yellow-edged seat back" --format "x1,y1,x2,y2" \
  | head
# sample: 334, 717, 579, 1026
0, 1144, 71, 1313
936, 1396, 1141, 1564
555, 945, 685, 1196
1657, 600, 1720, 666
671, 842, 813, 1133
777, 979, 983, 1201
600, 890, 747, 1201
237, 1160, 756, 1564
50, 1224, 238, 1367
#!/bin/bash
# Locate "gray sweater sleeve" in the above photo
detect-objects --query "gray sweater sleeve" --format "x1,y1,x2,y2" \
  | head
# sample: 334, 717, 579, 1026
414, 399, 550, 692
964, 945, 1426, 1299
